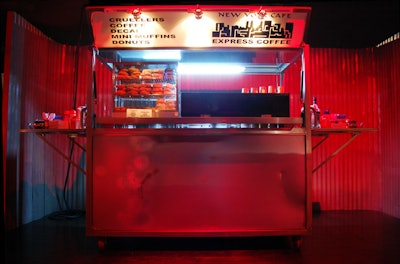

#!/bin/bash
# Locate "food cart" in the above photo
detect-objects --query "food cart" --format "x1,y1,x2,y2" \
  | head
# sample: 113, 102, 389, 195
85, 5, 312, 249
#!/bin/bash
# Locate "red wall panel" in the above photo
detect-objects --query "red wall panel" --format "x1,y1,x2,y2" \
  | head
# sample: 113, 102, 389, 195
93, 58, 113, 118
3, 12, 92, 226
309, 48, 381, 211
376, 39, 400, 218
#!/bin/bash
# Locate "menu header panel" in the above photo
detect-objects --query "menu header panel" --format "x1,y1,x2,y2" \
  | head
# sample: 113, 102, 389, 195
88, 5, 311, 49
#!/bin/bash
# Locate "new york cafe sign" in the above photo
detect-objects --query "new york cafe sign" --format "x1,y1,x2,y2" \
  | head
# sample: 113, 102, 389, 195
88, 6, 311, 49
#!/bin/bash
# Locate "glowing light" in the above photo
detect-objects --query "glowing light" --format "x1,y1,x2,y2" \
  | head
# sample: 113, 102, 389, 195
183, 15, 214, 47
194, 6, 203, 19
178, 63, 245, 75
258, 7, 267, 19
132, 8, 141, 20
142, 50, 181, 60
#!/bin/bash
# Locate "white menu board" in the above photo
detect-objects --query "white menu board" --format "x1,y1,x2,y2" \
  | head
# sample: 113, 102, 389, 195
88, 5, 311, 49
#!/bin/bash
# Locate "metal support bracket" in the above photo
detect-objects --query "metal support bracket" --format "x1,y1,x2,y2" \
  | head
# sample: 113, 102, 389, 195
311, 128, 377, 174
20, 129, 86, 175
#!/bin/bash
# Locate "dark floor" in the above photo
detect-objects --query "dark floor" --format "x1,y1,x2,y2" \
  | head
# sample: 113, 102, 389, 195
4, 210, 400, 264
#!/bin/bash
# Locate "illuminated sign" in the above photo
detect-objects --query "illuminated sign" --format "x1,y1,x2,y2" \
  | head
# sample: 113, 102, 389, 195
88, 6, 310, 49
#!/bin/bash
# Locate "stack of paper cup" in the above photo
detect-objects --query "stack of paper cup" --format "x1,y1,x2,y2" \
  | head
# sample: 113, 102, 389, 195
268, 85, 276, 93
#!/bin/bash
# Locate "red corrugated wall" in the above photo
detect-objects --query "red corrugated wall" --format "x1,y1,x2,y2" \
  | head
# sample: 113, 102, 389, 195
376, 39, 400, 218
3, 12, 92, 226
308, 48, 381, 211
93, 59, 113, 118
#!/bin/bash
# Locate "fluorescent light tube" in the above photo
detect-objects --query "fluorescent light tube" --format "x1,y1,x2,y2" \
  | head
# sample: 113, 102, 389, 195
178, 63, 245, 75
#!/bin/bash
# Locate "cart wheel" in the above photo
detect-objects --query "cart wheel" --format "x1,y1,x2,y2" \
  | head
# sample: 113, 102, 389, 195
290, 236, 303, 250
97, 237, 107, 251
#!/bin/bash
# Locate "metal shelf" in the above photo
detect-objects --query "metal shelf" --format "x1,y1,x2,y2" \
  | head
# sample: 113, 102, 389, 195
311, 128, 378, 173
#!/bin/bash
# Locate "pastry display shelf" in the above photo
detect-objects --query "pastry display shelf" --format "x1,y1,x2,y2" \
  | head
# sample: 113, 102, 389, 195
114, 94, 176, 98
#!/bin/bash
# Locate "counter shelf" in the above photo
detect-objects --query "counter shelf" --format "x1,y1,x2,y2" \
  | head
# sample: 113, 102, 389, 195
311, 128, 378, 173
95, 116, 302, 127
19, 128, 86, 175
20, 128, 86, 135
91, 128, 307, 138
